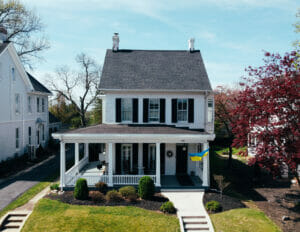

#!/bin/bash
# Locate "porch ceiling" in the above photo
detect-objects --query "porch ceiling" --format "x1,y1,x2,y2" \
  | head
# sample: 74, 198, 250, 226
52, 124, 215, 143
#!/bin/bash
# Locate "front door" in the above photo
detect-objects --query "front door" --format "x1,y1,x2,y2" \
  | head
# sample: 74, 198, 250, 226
176, 144, 188, 174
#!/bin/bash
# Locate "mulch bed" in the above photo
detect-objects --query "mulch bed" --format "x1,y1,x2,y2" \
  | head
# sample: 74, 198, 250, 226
253, 182, 300, 232
46, 191, 169, 212
203, 191, 245, 212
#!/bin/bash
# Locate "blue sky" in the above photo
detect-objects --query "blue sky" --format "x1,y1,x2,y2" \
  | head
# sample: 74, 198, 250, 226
22, 0, 299, 88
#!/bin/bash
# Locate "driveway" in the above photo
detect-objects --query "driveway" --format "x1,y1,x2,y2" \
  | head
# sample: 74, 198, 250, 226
0, 147, 74, 211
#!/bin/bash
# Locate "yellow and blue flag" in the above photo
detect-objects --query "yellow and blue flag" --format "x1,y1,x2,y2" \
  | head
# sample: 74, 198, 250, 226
189, 148, 209, 161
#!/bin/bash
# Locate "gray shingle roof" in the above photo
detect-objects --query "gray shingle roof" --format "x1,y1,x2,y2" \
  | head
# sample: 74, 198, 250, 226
27, 72, 51, 94
99, 49, 212, 91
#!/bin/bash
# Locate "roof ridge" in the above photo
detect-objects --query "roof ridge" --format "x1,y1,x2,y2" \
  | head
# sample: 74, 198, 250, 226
107, 49, 200, 52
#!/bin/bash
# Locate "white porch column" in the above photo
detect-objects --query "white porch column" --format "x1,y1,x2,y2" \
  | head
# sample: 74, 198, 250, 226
108, 143, 113, 187
202, 142, 210, 187
75, 143, 79, 172
156, 143, 161, 187
60, 141, 66, 190
84, 143, 89, 159
138, 143, 144, 175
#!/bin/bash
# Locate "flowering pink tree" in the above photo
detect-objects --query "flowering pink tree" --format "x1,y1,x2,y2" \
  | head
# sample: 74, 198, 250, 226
232, 51, 300, 179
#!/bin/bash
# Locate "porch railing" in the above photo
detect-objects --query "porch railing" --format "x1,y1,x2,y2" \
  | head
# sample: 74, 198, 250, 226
65, 156, 89, 185
66, 174, 156, 187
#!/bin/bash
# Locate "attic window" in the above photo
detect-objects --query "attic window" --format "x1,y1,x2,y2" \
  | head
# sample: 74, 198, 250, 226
12, 67, 15, 81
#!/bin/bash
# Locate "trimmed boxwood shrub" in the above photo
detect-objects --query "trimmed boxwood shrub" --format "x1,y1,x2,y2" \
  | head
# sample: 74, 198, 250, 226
95, 181, 108, 194
106, 190, 123, 202
119, 186, 136, 198
89, 191, 105, 203
160, 201, 176, 214
138, 176, 155, 199
50, 183, 59, 190
205, 200, 222, 213
74, 178, 89, 200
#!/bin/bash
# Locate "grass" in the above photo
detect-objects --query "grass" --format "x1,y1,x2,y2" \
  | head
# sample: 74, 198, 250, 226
210, 208, 281, 232
22, 199, 180, 232
215, 146, 248, 163
0, 172, 59, 219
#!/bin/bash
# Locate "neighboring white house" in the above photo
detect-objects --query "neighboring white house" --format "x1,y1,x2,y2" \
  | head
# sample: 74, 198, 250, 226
53, 34, 215, 189
0, 27, 52, 161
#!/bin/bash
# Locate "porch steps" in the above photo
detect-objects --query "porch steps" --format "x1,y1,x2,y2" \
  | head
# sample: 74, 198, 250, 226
0, 212, 30, 232
182, 216, 210, 232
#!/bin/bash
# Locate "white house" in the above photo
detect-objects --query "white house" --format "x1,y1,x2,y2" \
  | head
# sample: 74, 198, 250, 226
53, 34, 215, 189
0, 27, 51, 161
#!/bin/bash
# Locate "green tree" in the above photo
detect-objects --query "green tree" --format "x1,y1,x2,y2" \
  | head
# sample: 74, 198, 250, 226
89, 98, 102, 125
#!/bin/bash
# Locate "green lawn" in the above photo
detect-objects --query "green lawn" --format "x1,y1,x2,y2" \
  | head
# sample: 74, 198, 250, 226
210, 208, 281, 232
22, 199, 180, 232
215, 146, 248, 163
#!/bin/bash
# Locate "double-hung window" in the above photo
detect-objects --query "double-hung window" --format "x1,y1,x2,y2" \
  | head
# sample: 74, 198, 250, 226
42, 124, 45, 141
37, 97, 40, 113
207, 99, 213, 123
149, 99, 160, 122
121, 99, 132, 122
16, 128, 19, 149
177, 99, 188, 122
28, 96, 32, 113
15, 94, 20, 114
28, 127, 32, 145
42, 98, 45, 112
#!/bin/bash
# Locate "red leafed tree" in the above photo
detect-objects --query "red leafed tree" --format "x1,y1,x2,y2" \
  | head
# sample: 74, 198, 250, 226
232, 51, 300, 179
214, 86, 239, 168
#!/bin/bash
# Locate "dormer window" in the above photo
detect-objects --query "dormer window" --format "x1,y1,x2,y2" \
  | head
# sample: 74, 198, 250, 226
149, 99, 160, 122
177, 99, 188, 122
121, 98, 132, 122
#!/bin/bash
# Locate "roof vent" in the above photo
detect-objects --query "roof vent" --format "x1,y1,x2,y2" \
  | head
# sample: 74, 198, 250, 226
188, 38, 195, 52
112, 33, 119, 52
0, 25, 7, 44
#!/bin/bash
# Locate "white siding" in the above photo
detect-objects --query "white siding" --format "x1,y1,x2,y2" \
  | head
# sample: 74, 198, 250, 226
0, 46, 50, 161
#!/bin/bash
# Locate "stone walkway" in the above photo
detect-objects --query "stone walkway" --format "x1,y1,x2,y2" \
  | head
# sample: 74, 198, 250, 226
162, 191, 214, 232
0, 187, 50, 232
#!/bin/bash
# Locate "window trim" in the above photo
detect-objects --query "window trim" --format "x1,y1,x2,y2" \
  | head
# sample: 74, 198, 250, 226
148, 98, 160, 123
121, 98, 133, 122
177, 99, 188, 123
148, 144, 156, 170
37, 97, 40, 113
15, 94, 20, 115
121, 144, 133, 174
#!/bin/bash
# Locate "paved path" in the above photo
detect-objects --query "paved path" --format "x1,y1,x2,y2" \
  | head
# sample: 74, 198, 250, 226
0, 147, 73, 211
162, 191, 214, 232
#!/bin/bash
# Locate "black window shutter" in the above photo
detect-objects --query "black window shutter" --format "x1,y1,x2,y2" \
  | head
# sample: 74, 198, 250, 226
172, 99, 177, 123
132, 143, 138, 174
160, 99, 165, 123
116, 98, 121, 122
116, 143, 121, 174
188, 98, 194, 123
143, 143, 148, 172
160, 143, 165, 174
143, 99, 149, 123
132, 99, 139, 123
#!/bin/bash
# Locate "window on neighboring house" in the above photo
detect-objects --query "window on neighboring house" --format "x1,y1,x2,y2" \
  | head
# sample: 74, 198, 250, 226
42, 98, 45, 112
42, 124, 45, 141
16, 128, 19, 149
28, 96, 32, 113
36, 129, 40, 145
121, 99, 132, 122
12, 67, 15, 81
148, 144, 156, 170
149, 99, 160, 122
177, 99, 188, 122
15, 94, 20, 114
28, 127, 31, 145
121, 144, 132, 174
207, 99, 213, 123
37, 97, 40, 112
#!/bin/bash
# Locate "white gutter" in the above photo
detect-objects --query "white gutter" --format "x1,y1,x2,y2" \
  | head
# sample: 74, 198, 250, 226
52, 133, 215, 143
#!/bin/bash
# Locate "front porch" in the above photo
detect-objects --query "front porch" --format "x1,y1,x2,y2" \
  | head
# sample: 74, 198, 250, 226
53, 124, 215, 189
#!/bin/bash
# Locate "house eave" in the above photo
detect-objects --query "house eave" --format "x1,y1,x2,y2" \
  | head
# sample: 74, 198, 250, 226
52, 133, 216, 144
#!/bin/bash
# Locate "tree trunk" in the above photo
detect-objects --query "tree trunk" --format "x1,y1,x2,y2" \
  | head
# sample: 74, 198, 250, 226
227, 145, 232, 168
